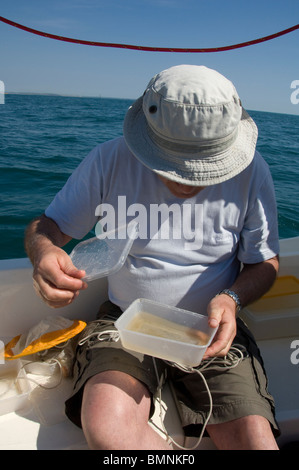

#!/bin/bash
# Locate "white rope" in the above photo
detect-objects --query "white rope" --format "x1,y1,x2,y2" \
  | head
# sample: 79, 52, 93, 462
78, 320, 120, 346
151, 344, 248, 450
9, 359, 64, 391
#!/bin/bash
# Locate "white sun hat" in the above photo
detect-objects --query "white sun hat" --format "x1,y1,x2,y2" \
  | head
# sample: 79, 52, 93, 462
123, 65, 258, 186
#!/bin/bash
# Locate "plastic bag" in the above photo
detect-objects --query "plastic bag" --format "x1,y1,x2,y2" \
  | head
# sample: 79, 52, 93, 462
4, 316, 86, 361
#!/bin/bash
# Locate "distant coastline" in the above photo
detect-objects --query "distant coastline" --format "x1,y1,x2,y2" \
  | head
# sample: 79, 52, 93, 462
6, 91, 99, 98
5, 92, 135, 101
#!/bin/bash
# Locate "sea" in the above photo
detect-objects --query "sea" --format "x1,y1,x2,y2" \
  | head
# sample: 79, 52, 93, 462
0, 94, 299, 261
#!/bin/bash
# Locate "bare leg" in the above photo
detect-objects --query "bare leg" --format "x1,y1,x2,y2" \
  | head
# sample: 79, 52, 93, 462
207, 415, 279, 450
81, 370, 172, 450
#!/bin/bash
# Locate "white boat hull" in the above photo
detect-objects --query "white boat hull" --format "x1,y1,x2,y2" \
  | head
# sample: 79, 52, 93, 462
0, 237, 299, 450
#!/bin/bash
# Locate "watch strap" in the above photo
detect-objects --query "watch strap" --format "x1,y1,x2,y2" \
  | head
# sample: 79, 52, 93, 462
217, 289, 242, 313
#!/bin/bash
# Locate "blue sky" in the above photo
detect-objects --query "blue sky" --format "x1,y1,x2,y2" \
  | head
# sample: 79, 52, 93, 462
0, 0, 299, 114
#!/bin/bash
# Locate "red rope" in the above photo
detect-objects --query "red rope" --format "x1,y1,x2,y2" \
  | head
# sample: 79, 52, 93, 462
0, 15, 298, 53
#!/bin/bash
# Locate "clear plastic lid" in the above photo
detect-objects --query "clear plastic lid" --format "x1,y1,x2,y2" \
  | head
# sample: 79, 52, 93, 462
70, 221, 138, 282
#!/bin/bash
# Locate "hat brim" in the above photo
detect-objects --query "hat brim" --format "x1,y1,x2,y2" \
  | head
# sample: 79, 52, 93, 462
123, 96, 258, 186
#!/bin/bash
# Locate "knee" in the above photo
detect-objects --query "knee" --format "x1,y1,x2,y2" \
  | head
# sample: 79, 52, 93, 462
82, 412, 122, 450
80, 372, 151, 450
207, 415, 278, 450
81, 386, 130, 450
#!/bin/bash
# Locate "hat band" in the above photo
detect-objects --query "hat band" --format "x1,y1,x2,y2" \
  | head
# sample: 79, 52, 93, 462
147, 123, 238, 158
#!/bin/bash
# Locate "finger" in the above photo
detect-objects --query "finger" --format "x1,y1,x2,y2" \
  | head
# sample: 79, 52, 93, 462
34, 288, 80, 309
60, 258, 87, 280
203, 322, 235, 358
38, 257, 87, 291
33, 277, 81, 308
204, 338, 231, 358
46, 291, 80, 309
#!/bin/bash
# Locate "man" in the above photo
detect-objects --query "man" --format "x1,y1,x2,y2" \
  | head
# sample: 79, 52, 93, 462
25, 65, 280, 450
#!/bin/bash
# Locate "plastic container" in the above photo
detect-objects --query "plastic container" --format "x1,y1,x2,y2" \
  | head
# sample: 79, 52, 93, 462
115, 298, 218, 367
70, 221, 138, 282
0, 359, 31, 416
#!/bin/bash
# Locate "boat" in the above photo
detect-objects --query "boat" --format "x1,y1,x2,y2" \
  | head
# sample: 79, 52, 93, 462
0, 236, 299, 450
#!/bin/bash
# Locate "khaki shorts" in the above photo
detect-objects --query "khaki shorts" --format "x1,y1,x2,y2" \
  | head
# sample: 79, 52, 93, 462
65, 301, 280, 437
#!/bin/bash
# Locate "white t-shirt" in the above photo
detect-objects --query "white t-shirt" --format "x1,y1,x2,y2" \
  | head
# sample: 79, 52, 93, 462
45, 136, 279, 314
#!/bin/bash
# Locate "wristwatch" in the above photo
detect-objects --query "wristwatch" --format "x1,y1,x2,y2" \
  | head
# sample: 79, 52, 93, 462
217, 289, 242, 314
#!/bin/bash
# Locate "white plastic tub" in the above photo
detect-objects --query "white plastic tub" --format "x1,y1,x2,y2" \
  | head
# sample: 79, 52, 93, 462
0, 359, 31, 416
115, 298, 218, 367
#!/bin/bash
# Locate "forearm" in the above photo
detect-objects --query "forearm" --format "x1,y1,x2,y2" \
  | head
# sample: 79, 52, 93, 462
229, 255, 279, 309
25, 214, 71, 265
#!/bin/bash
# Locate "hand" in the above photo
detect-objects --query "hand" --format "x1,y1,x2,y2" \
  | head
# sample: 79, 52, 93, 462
203, 294, 237, 358
32, 244, 88, 308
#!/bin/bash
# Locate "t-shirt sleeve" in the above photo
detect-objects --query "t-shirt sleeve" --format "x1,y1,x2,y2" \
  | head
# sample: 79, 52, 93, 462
45, 146, 103, 239
237, 168, 280, 264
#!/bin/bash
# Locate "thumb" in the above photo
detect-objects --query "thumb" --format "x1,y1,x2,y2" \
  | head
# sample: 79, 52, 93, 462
59, 253, 86, 280
209, 317, 219, 329
67, 264, 86, 279
207, 300, 223, 329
